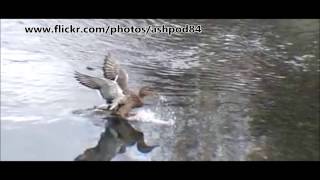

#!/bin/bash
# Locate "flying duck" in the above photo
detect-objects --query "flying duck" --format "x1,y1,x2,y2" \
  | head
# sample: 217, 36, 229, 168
102, 53, 156, 118
74, 71, 127, 111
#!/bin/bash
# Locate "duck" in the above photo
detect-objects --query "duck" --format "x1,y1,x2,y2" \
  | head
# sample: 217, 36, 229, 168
74, 71, 127, 111
74, 53, 156, 116
101, 53, 156, 118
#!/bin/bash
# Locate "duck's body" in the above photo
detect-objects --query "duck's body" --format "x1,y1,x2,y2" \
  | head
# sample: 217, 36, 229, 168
102, 54, 155, 118
111, 92, 143, 118
74, 71, 127, 110
74, 53, 155, 115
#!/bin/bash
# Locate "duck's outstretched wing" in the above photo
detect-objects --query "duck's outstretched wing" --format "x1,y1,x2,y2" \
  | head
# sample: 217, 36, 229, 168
103, 54, 129, 92
74, 71, 106, 89
74, 71, 120, 100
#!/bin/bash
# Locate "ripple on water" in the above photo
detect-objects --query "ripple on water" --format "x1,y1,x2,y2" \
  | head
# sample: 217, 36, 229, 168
1, 19, 319, 160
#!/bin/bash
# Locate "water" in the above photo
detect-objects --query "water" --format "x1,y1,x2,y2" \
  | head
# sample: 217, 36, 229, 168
1, 19, 319, 161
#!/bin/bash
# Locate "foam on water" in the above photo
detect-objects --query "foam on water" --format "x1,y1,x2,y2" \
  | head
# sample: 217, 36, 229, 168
128, 109, 175, 126
111, 145, 153, 161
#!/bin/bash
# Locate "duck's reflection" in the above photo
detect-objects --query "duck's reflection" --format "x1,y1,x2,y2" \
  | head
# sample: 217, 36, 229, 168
75, 116, 159, 161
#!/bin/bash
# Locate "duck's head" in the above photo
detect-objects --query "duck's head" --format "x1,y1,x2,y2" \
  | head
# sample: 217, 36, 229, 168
138, 86, 156, 98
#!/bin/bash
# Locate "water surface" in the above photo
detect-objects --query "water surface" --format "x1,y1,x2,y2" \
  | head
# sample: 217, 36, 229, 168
1, 19, 319, 160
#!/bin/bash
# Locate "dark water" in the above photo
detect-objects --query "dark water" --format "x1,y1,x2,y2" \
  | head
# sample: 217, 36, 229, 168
1, 19, 319, 161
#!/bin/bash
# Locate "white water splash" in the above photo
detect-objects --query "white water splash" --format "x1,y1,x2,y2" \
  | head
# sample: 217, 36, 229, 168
159, 95, 167, 102
111, 145, 153, 161
128, 109, 175, 126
